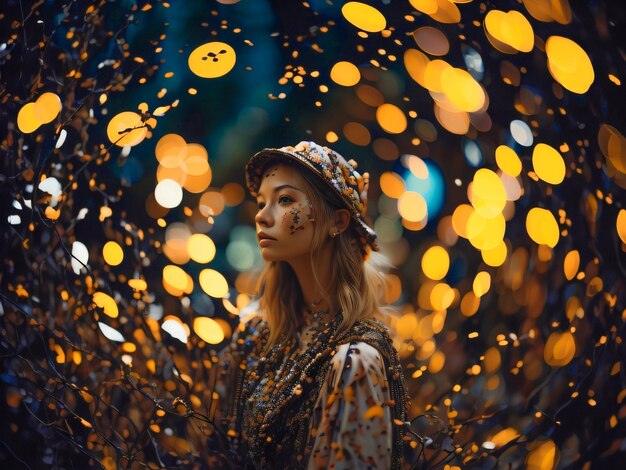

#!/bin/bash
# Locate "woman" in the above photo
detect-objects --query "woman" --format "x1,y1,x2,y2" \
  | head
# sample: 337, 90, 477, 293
214, 141, 408, 469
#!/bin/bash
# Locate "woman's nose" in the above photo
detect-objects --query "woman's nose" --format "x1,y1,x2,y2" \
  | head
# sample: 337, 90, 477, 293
255, 205, 272, 226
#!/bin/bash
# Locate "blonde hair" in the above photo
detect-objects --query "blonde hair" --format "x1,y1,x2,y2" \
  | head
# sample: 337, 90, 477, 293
254, 161, 395, 352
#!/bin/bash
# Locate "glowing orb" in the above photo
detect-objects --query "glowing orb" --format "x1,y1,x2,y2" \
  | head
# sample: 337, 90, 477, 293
341, 2, 386, 33
484, 10, 534, 53
495, 145, 522, 177
162, 317, 188, 344
532, 143, 565, 184
510, 119, 533, 147
546, 36, 594, 94
98, 322, 125, 342
421, 245, 449, 280
441, 67, 485, 112
526, 207, 560, 247
617, 210, 626, 244
17, 103, 40, 134
473, 271, 491, 297
330, 61, 361, 87
187, 234, 216, 264
464, 140, 483, 167
398, 191, 427, 223
544, 331, 576, 367
199, 269, 229, 298
71, 241, 89, 275
36, 92, 63, 123
155, 179, 183, 209
376, 104, 407, 134
17, 92, 62, 133
413, 27, 449, 56
103, 241, 124, 266
106, 111, 147, 147
193, 317, 225, 344
93, 292, 119, 318
481, 241, 508, 267
469, 169, 506, 218
188, 41, 236, 78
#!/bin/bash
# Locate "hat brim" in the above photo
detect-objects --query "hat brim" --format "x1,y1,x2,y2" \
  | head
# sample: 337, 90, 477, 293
245, 147, 379, 253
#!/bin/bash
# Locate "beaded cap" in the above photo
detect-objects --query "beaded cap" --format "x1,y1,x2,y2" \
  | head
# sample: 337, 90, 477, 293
245, 141, 379, 255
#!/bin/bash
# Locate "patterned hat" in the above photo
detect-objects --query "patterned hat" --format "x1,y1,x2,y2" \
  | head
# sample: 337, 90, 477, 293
245, 141, 379, 255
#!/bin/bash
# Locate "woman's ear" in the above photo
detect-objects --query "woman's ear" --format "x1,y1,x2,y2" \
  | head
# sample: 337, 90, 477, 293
332, 208, 351, 234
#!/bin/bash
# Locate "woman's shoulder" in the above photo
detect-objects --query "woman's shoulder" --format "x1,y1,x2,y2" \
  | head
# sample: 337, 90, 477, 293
340, 316, 395, 349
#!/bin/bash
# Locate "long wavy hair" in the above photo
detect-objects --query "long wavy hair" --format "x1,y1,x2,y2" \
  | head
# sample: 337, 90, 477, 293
254, 160, 394, 352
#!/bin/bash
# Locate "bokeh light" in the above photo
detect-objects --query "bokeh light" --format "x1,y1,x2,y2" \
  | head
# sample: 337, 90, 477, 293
469, 168, 507, 218
376, 103, 407, 134
532, 143, 566, 184
92, 292, 119, 319
496, 145, 523, 176
103, 241, 124, 266
199, 269, 229, 298
155, 179, 184, 208
341, 2, 386, 33
187, 234, 216, 264
484, 10, 535, 53
188, 41, 236, 79
545, 35, 595, 93
162, 317, 189, 343
106, 111, 148, 147
330, 61, 361, 87
510, 119, 534, 147
71, 241, 89, 275
421, 245, 450, 280
526, 207, 560, 247
17, 92, 62, 133
193, 316, 225, 344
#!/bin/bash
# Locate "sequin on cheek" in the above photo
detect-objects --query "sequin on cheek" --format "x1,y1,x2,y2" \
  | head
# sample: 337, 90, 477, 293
289, 205, 304, 234
276, 199, 312, 235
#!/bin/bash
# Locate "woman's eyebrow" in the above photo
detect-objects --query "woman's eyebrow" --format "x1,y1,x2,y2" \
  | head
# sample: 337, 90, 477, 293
258, 184, 304, 197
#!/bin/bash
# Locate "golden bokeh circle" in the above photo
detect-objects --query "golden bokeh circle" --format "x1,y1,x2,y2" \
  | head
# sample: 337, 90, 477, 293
341, 2, 386, 33
17, 102, 40, 134
188, 41, 236, 78
35, 92, 63, 124
106, 111, 147, 147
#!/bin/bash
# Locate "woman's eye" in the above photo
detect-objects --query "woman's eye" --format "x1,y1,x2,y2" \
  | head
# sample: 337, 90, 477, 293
278, 195, 293, 205
257, 202, 265, 210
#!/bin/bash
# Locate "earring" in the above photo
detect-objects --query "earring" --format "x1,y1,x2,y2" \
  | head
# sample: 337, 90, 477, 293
331, 231, 340, 238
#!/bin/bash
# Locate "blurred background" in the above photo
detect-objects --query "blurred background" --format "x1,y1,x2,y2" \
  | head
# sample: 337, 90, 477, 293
1, 0, 625, 468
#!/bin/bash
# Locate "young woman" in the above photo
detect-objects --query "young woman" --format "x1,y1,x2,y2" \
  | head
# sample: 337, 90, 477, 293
213, 141, 408, 469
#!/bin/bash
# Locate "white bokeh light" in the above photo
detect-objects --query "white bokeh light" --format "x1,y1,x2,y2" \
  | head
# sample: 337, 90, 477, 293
162, 318, 188, 343
98, 322, 125, 342
71, 240, 89, 275
155, 179, 183, 208
510, 120, 533, 147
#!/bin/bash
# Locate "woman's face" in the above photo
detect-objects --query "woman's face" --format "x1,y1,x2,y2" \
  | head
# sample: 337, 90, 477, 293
254, 163, 316, 263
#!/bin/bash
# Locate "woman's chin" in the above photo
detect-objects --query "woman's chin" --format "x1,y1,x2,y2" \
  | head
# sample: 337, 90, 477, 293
260, 249, 281, 262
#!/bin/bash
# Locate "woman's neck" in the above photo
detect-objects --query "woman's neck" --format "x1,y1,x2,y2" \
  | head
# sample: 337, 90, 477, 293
287, 245, 336, 317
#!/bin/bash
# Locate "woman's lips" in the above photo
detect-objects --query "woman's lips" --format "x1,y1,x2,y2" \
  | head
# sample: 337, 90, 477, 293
258, 238, 275, 247
257, 232, 277, 246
